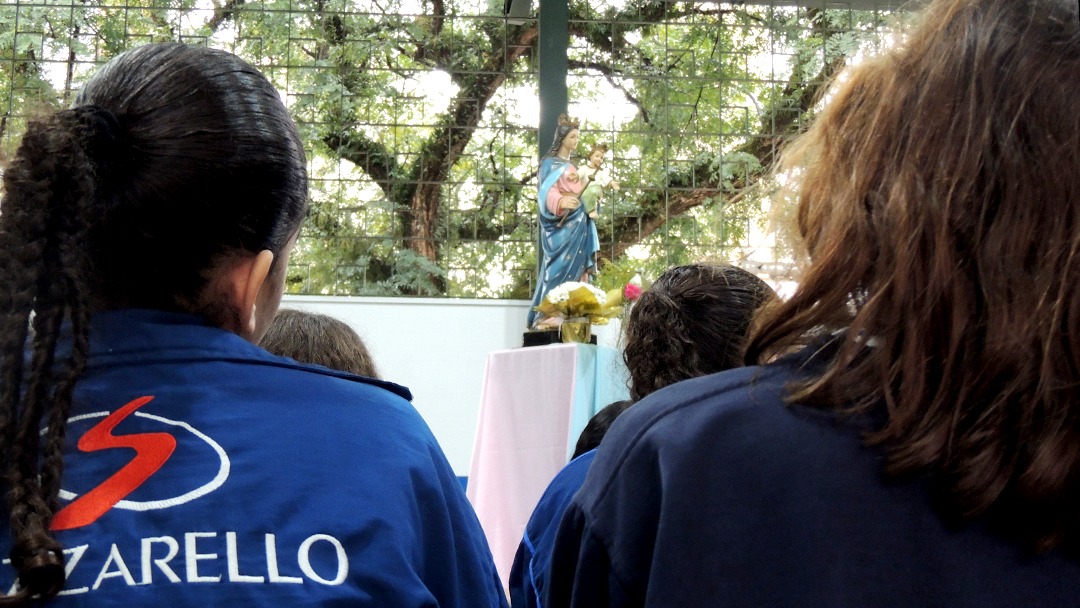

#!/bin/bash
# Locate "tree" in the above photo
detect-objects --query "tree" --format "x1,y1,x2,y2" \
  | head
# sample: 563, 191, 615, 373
0, 0, 893, 296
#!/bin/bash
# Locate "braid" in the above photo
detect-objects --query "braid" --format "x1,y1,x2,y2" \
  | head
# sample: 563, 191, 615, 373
0, 109, 101, 603
34, 110, 96, 511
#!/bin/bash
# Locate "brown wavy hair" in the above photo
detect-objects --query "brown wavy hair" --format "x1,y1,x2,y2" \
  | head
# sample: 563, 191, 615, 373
625, 263, 775, 401
746, 0, 1080, 551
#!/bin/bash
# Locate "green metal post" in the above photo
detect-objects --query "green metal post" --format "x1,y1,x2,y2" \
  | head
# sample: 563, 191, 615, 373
537, 0, 568, 158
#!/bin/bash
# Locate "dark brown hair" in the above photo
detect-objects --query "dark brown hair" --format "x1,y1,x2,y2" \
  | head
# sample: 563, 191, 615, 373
746, 0, 1080, 551
545, 113, 580, 158
0, 43, 307, 602
624, 263, 775, 401
260, 309, 379, 378
572, 400, 633, 459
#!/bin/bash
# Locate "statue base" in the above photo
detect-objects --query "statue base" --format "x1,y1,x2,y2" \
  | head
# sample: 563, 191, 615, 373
522, 329, 597, 347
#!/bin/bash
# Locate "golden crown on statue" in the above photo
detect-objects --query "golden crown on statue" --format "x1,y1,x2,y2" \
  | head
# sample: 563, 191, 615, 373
557, 113, 580, 129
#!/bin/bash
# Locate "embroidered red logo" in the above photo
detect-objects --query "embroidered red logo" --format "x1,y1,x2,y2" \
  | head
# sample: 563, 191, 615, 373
50, 397, 230, 531
51, 397, 175, 531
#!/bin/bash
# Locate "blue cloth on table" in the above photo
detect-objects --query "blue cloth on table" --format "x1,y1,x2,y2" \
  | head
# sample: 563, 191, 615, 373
566, 344, 629, 461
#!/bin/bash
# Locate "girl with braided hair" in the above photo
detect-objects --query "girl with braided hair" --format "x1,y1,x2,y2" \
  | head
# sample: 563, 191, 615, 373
0, 43, 505, 606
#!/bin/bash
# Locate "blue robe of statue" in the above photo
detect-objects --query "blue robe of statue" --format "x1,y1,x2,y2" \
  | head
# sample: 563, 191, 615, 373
528, 156, 601, 327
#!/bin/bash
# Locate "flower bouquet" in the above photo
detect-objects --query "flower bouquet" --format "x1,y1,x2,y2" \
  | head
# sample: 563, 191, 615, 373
535, 282, 624, 342
535, 281, 624, 324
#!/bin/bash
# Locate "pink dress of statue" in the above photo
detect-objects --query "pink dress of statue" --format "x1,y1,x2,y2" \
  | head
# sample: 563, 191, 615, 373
545, 164, 584, 216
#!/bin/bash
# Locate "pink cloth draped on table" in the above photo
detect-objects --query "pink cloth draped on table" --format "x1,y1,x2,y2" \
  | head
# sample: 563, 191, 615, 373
466, 343, 629, 591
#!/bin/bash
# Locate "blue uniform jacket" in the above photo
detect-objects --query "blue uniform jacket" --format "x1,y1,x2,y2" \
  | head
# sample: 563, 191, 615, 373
0, 309, 508, 607
545, 346, 1080, 607
509, 450, 597, 608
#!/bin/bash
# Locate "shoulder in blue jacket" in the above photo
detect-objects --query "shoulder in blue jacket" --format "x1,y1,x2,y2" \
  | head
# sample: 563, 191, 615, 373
1, 309, 508, 607
545, 348, 1080, 607
509, 450, 597, 608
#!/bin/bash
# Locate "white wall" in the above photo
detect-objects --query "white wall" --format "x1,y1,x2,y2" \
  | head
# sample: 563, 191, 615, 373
279, 295, 624, 475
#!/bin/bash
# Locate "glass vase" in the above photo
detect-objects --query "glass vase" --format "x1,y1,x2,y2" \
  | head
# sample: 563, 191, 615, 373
560, 317, 592, 344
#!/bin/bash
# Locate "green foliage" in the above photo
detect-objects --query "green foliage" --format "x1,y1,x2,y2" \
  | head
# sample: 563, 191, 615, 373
1, 0, 895, 296
382, 249, 447, 296
594, 256, 643, 293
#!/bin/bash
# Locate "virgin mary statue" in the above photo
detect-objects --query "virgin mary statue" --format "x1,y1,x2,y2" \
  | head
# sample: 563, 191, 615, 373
527, 114, 601, 328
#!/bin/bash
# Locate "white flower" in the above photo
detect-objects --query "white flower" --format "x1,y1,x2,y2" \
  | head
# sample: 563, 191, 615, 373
544, 282, 575, 304
543, 281, 606, 306
629, 273, 643, 287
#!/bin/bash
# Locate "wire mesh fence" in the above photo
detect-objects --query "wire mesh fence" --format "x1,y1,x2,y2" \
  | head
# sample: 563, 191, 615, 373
1, 0, 905, 297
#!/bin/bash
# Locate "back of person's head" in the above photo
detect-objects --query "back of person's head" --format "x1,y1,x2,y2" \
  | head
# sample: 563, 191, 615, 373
261, 309, 379, 378
747, 0, 1080, 551
572, 400, 633, 459
0, 42, 307, 601
75, 43, 307, 313
624, 263, 776, 401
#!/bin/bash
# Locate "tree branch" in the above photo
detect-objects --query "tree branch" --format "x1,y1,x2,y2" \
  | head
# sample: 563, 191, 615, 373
429, 0, 445, 37
605, 49, 845, 260
404, 23, 539, 261
322, 131, 400, 198
206, 0, 246, 32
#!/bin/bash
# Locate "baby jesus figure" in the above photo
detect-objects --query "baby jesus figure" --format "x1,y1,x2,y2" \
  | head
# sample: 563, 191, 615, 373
579, 143, 619, 219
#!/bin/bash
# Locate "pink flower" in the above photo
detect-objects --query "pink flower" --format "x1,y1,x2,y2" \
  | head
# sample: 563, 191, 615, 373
623, 283, 643, 302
